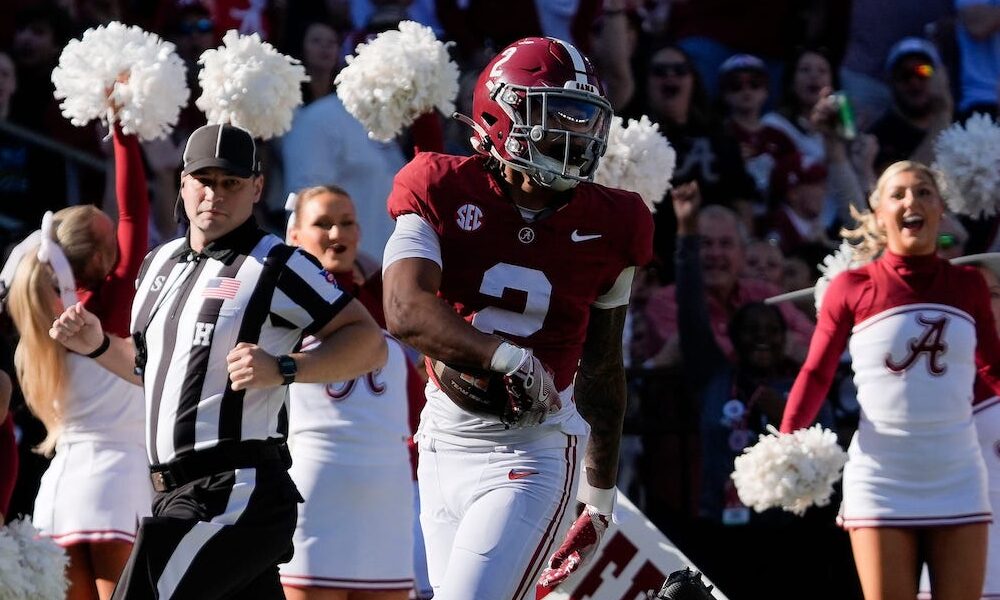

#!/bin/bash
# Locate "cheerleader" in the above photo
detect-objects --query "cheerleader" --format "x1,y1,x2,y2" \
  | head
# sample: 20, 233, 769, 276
2, 125, 150, 599
280, 185, 422, 600
780, 161, 1000, 600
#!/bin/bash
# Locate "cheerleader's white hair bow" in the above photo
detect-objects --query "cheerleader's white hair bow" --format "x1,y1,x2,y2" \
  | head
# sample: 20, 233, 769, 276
0, 211, 80, 311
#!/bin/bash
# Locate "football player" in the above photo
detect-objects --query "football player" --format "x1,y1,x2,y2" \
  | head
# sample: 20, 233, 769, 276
382, 36, 654, 599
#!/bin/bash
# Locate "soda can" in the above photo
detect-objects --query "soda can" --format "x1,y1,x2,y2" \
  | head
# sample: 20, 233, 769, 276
832, 91, 857, 140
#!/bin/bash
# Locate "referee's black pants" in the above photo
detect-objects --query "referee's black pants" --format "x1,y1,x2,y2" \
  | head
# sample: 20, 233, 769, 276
112, 462, 301, 599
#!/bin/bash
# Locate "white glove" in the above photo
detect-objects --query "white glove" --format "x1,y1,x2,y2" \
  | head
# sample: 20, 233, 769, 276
492, 342, 561, 427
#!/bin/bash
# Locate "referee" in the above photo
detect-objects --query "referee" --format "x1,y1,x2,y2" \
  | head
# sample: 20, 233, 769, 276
50, 123, 388, 599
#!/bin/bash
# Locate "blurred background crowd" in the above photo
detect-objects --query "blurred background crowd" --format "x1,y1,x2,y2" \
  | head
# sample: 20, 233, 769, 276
2, 0, 999, 598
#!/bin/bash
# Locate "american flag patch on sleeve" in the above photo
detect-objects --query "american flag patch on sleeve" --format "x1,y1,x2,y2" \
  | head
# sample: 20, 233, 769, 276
202, 277, 241, 299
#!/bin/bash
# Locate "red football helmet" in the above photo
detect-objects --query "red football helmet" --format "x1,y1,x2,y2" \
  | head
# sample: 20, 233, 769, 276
457, 37, 613, 191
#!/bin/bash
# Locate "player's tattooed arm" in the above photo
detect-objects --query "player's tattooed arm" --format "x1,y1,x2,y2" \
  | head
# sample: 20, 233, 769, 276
575, 304, 629, 490
384, 257, 501, 370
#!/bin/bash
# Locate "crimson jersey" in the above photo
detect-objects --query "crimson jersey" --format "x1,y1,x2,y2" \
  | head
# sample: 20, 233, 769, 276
782, 251, 1000, 432
387, 152, 653, 389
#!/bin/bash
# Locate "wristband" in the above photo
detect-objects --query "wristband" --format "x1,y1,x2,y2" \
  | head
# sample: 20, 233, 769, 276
490, 341, 527, 374
85, 334, 111, 359
577, 479, 616, 516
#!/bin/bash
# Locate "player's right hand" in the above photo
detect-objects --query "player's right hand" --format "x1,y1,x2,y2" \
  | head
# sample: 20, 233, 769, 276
502, 349, 561, 427
49, 302, 105, 355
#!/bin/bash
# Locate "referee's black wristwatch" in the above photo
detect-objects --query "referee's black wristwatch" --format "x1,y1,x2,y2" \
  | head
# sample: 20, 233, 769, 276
277, 355, 297, 385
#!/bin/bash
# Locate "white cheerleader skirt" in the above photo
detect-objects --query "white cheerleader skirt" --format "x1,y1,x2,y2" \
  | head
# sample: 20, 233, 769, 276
838, 418, 991, 529
279, 459, 415, 591
33, 440, 152, 546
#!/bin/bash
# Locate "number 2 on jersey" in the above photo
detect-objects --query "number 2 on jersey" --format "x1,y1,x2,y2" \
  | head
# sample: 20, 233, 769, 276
471, 263, 552, 337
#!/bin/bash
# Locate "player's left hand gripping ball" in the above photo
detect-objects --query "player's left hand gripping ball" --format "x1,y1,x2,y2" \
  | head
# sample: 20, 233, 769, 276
537, 505, 610, 587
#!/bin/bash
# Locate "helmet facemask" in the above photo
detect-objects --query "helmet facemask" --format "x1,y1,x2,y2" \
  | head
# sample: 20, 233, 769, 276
493, 81, 612, 191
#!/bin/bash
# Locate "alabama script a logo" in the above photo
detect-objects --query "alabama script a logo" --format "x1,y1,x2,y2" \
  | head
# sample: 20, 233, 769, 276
884, 314, 949, 376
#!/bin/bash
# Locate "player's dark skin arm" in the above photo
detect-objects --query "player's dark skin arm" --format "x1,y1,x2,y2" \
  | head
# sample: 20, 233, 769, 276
575, 304, 629, 490
384, 257, 502, 370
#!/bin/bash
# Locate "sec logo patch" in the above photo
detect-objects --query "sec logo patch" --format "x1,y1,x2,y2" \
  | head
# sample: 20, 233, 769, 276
320, 270, 337, 284
456, 204, 483, 231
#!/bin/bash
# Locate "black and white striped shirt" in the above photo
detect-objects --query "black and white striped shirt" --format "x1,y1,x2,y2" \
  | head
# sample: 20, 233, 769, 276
131, 218, 348, 465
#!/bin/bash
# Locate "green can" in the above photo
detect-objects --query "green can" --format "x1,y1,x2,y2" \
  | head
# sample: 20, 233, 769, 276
832, 91, 857, 140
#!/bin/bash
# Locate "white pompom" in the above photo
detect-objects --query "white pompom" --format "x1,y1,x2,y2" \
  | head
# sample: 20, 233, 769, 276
592, 115, 676, 213
814, 241, 869, 311
0, 523, 31, 599
732, 425, 847, 516
51, 21, 189, 141
335, 21, 459, 142
932, 113, 1000, 218
196, 30, 307, 140
0, 517, 69, 599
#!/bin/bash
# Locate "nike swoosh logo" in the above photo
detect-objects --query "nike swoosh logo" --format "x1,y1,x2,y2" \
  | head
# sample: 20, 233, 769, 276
571, 230, 602, 242
508, 469, 539, 480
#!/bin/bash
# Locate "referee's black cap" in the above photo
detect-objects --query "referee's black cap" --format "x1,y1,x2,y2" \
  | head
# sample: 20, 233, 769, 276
182, 124, 261, 178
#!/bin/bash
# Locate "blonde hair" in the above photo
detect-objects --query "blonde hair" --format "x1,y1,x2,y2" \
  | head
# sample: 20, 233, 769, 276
7, 205, 105, 455
841, 160, 942, 261
8, 253, 66, 456
291, 184, 352, 228
54, 205, 106, 278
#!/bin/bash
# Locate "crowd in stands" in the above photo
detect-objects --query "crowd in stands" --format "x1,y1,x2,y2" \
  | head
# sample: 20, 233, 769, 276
3, 0, 1000, 598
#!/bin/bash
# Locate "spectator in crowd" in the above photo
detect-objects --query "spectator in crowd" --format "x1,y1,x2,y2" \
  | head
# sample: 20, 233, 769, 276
290, 17, 342, 106
672, 182, 842, 600
347, 0, 442, 39
10, 3, 105, 205
781, 253, 820, 320
781, 160, 1000, 600
642, 202, 815, 367
435, 0, 601, 63
588, 1, 643, 110
9, 3, 74, 132
869, 37, 954, 173
718, 54, 798, 207
666, 0, 793, 101
765, 157, 836, 255
637, 44, 758, 270
0, 48, 68, 246
762, 48, 836, 168
280, 185, 424, 600
211, 0, 278, 39
281, 85, 405, 261
163, 3, 214, 138
3, 121, 151, 599
955, 0, 1000, 118
742, 238, 785, 288
4, 11, 77, 238
838, 0, 954, 129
